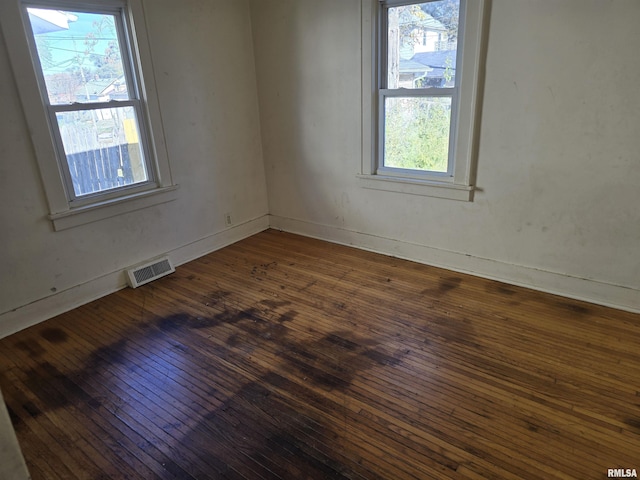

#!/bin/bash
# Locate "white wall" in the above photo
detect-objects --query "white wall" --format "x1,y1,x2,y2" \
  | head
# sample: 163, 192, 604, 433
251, 0, 640, 311
2, 0, 638, 339
0, 0, 269, 337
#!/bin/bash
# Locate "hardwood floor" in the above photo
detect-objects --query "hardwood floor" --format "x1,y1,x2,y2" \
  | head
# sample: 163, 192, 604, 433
1, 229, 639, 479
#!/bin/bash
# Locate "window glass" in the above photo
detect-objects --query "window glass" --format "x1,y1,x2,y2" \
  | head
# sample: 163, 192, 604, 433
384, 96, 451, 172
386, 1, 459, 90
54, 106, 148, 196
27, 9, 131, 105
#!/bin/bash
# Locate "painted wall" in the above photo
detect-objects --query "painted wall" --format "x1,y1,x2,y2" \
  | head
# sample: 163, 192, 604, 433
250, 0, 640, 310
2, 0, 638, 337
0, 0, 268, 334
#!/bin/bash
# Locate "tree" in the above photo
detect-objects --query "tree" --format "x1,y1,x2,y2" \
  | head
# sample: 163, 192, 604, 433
86, 15, 123, 80
47, 72, 82, 103
421, 0, 459, 42
385, 97, 451, 172
387, 4, 431, 88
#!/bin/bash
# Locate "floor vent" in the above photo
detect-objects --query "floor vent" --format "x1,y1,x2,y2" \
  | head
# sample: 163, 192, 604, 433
126, 257, 175, 288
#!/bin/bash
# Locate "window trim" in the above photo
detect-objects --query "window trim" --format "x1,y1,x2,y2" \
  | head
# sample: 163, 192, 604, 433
0, 0, 177, 229
358, 0, 486, 201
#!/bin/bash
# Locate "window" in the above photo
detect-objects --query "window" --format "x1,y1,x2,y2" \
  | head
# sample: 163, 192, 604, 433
26, 5, 153, 201
381, 0, 459, 175
0, 0, 177, 229
359, 0, 486, 201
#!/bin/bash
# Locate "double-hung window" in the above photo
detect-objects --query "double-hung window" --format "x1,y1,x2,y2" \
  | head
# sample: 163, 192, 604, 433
0, 0, 176, 229
360, 0, 486, 201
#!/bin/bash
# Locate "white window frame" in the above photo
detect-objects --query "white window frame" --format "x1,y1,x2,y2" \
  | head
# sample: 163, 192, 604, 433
0, 0, 177, 230
358, 0, 486, 201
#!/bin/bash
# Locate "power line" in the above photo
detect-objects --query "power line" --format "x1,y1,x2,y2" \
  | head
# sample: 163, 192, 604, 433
41, 35, 118, 42
43, 45, 118, 58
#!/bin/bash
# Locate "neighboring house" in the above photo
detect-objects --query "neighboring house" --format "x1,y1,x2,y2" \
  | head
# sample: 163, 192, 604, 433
45, 75, 126, 105
401, 14, 448, 55
75, 75, 127, 102
400, 49, 457, 88
396, 12, 457, 88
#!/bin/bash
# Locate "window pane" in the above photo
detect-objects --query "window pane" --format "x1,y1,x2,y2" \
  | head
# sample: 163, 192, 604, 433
27, 8, 131, 105
387, 0, 459, 89
384, 96, 451, 172
55, 106, 148, 197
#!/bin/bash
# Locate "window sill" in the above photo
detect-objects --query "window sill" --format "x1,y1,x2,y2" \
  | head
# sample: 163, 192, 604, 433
48, 184, 179, 231
356, 174, 474, 201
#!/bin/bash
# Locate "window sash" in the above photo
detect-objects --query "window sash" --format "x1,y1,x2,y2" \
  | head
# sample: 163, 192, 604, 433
378, 90, 457, 178
45, 100, 157, 204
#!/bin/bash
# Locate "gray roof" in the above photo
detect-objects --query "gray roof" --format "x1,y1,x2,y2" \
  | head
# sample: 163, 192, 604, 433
400, 50, 457, 78
400, 59, 434, 74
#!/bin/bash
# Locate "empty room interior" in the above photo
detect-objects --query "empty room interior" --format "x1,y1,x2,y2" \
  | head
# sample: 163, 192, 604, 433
1, 0, 639, 479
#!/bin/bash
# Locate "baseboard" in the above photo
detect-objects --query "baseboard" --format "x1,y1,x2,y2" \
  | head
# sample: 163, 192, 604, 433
3, 212, 636, 340
269, 215, 640, 314
0, 214, 270, 339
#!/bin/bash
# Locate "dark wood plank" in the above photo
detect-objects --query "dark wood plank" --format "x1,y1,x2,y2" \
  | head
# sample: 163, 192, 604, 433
1, 230, 639, 479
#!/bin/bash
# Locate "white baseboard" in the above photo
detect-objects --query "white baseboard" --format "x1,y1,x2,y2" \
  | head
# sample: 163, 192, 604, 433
269, 215, 640, 314
0, 214, 269, 339
2, 212, 637, 340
